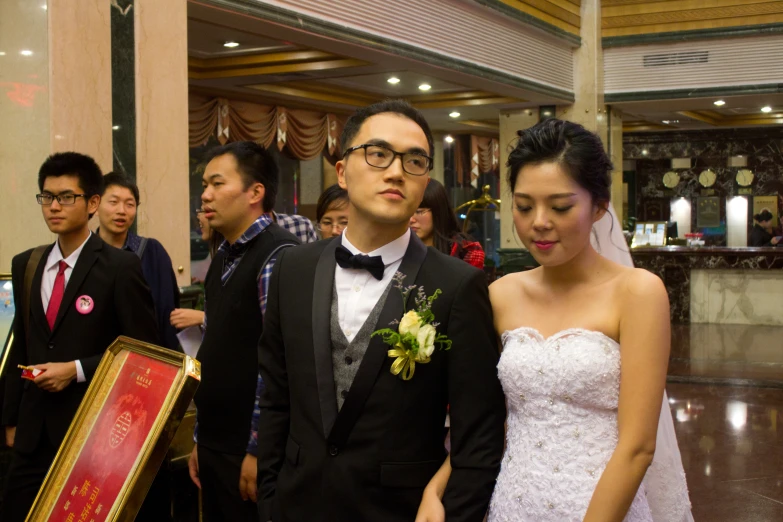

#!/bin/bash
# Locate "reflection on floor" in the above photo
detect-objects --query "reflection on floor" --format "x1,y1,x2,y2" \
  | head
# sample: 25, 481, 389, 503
668, 324, 783, 521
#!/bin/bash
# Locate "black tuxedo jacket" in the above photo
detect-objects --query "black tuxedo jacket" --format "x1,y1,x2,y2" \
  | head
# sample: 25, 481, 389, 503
3, 234, 159, 453
257, 233, 506, 522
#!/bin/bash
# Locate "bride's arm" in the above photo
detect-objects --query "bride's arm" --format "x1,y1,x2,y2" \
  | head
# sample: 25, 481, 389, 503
415, 455, 452, 522
583, 269, 671, 522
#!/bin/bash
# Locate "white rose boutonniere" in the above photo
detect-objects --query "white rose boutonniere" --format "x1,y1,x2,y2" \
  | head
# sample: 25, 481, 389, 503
371, 272, 452, 380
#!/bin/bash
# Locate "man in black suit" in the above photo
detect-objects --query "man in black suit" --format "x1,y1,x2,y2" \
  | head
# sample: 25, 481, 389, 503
1, 152, 159, 522
257, 100, 506, 522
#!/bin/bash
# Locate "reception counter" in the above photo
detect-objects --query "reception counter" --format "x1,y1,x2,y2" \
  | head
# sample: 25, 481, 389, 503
631, 247, 783, 325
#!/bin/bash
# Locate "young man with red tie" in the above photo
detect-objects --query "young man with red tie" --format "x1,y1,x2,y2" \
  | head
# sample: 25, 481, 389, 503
1, 152, 158, 522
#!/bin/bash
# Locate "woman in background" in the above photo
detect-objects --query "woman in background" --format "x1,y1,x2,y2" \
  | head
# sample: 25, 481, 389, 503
409, 179, 485, 269
316, 184, 349, 239
749, 209, 781, 246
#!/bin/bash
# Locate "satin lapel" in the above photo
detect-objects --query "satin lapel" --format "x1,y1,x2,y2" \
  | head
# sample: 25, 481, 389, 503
312, 238, 339, 438
327, 232, 428, 447
31, 244, 55, 335
53, 235, 101, 334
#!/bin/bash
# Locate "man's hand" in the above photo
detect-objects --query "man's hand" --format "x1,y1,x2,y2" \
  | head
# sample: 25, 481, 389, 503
33, 362, 77, 392
239, 453, 257, 502
170, 309, 205, 329
188, 444, 201, 489
4, 426, 15, 448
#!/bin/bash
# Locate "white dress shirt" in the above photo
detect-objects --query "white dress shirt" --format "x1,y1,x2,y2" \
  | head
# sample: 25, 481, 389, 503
335, 230, 410, 343
40, 233, 91, 382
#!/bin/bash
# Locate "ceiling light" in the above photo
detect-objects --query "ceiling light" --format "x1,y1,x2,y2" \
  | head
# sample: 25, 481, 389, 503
41, 4, 47, 10
20, 50, 33, 56
542, 111, 552, 117
761, 106, 772, 113
0, 52, 5, 56
445, 135, 454, 143
713, 100, 725, 106
112, 125, 120, 130
418, 83, 431, 91
387, 77, 400, 85
662, 120, 670, 124
449, 111, 460, 118
223, 41, 240, 48
641, 149, 648, 156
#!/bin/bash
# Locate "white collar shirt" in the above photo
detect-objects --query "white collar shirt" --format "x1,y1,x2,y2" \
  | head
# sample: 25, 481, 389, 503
334, 230, 410, 343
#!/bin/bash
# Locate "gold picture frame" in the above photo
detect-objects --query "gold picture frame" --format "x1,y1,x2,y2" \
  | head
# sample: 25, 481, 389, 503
26, 336, 200, 522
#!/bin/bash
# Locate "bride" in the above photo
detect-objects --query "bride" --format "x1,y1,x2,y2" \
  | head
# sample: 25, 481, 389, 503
416, 119, 692, 522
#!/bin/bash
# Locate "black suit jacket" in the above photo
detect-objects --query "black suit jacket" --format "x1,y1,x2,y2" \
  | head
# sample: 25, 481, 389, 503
257, 233, 506, 522
3, 234, 159, 453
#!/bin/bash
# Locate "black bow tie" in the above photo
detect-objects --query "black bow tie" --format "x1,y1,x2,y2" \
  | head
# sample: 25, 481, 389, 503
335, 245, 385, 280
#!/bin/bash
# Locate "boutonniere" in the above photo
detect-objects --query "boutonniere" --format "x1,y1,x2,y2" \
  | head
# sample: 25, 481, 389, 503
372, 272, 452, 380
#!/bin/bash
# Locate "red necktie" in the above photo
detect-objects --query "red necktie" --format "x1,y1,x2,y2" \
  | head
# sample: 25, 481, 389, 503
46, 261, 68, 330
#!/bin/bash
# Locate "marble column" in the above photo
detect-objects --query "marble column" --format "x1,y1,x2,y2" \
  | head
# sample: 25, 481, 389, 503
499, 109, 539, 249
133, 0, 191, 286
0, 0, 111, 271
556, 0, 624, 219
431, 134, 445, 185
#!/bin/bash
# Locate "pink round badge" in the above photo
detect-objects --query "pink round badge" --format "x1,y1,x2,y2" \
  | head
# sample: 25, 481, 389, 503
76, 295, 94, 314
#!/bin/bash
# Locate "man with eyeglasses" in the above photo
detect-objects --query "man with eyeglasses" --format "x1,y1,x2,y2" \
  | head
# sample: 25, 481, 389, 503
257, 99, 505, 522
1, 152, 158, 522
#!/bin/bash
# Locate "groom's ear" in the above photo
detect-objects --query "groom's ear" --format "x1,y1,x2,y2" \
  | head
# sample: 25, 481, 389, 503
336, 159, 348, 190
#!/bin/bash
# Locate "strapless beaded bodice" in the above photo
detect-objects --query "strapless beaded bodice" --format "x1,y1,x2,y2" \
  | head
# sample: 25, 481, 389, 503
488, 328, 652, 522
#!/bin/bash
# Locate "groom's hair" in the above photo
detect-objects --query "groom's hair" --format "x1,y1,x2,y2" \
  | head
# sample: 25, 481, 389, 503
340, 99, 434, 157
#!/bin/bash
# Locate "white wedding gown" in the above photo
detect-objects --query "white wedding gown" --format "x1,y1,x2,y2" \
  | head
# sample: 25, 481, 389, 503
488, 207, 692, 521
488, 327, 654, 521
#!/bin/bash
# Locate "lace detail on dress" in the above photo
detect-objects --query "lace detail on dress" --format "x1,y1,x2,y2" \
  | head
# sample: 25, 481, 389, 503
489, 327, 653, 522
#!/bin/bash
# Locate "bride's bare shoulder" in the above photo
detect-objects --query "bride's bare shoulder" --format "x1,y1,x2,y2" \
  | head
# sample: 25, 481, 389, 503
489, 269, 539, 300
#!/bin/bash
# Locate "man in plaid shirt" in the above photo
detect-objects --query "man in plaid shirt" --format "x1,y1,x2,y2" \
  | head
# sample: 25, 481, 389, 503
190, 141, 316, 521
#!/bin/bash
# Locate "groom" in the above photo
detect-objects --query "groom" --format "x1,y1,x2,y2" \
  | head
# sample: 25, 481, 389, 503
256, 100, 505, 522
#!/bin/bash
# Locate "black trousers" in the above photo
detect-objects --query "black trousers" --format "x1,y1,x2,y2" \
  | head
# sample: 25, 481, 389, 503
0, 437, 57, 522
198, 445, 257, 522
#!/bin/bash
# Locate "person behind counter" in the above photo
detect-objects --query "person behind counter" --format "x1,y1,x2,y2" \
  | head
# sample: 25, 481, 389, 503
749, 209, 781, 247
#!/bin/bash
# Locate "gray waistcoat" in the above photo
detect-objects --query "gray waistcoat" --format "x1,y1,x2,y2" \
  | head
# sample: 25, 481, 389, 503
331, 281, 393, 410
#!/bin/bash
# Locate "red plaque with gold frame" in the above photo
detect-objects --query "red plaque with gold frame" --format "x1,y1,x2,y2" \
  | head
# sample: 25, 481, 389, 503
26, 336, 200, 522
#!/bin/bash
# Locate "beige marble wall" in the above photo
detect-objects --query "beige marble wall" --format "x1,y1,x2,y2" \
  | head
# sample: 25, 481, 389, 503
691, 270, 783, 326
431, 134, 445, 185
134, 0, 191, 286
499, 109, 539, 249
0, 0, 113, 271
49, 0, 112, 166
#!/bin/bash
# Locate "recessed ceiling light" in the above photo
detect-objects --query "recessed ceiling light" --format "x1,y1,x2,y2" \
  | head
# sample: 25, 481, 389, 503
542, 111, 552, 117
223, 41, 240, 48
449, 111, 460, 118
387, 77, 400, 85
445, 135, 454, 143
641, 149, 648, 156
418, 83, 431, 91
761, 106, 772, 113
20, 50, 33, 56
0, 52, 5, 56
41, 4, 47, 10
112, 125, 120, 130
662, 120, 670, 124
713, 100, 726, 106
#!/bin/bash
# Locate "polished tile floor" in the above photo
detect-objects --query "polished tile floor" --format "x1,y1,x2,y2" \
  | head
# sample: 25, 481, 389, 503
668, 324, 783, 521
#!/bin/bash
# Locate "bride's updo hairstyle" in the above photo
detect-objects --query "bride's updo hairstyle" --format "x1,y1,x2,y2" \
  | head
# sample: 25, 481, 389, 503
508, 119, 613, 207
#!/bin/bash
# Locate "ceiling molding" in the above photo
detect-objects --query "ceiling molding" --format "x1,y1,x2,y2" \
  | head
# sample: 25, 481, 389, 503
245, 83, 380, 107
189, 51, 370, 80
458, 119, 502, 130
603, 22, 783, 47
676, 109, 783, 127
606, 84, 783, 103
471, 0, 582, 44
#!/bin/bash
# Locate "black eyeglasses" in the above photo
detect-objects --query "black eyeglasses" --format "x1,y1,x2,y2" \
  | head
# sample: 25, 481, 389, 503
36, 193, 86, 205
343, 144, 432, 176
